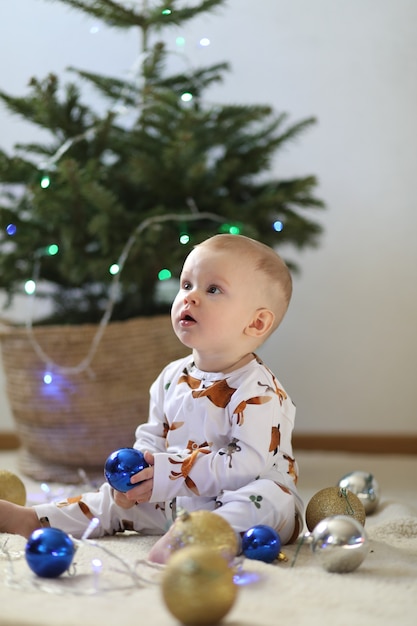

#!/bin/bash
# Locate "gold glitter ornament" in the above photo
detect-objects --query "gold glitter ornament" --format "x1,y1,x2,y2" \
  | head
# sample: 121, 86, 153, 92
305, 486, 366, 532
0, 469, 26, 505
169, 509, 239, 560
161, 545, 238, 626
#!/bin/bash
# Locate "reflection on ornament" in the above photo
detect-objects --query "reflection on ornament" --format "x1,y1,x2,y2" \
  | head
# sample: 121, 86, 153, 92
308, 515, 369, 573
337, 471, 380, 515
305, 486, 366, 532
162, 545, 238, 626
104, 448, 149, 492
0, 470, 27, 505
241, 524, 281, 563
25, 528, 75, 578
169, 509, 239, 561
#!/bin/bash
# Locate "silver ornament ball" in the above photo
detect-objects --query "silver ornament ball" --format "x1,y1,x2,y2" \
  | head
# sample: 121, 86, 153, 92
337, 471, 380, 514
309, 515, 370, 573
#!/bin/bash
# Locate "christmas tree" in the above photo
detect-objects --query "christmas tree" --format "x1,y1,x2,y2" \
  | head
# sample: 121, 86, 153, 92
0, 0, 324, 325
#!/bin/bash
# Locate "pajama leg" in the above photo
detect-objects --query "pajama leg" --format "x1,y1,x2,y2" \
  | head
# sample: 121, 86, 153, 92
33, 482, 170, 539
214, 479, 297, 545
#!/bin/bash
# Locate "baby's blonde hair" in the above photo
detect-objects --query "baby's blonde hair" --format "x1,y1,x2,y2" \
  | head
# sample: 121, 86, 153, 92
196, 234, 292, 333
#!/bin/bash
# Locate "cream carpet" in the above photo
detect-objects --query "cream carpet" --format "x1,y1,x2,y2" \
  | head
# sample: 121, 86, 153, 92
1, 449, 416, 626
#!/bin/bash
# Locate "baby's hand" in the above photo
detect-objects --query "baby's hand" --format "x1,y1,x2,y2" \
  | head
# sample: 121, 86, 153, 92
126, 451, 155, 504
113, 489, 136, 509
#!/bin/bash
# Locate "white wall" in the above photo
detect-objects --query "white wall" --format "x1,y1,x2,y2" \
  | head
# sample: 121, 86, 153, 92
1, 0, 416, 434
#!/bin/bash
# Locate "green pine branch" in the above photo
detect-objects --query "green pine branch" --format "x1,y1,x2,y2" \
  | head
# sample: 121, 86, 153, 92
0, 0, 325, 324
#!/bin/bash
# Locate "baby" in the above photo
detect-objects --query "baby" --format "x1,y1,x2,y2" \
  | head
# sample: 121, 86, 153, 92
0, 234, 303, 563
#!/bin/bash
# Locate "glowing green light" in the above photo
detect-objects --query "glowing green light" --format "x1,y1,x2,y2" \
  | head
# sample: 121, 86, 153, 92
181, 92, 193, 103
179, 233, 190, 245
109, 263, 120, 275
47, 244, 59, 256
176, 36, 185, 47
40, 175, 50, 189
158, 268, 172, 281
162, 8, 172, 15
220, 223, 240, 235
24, 280, 36, 295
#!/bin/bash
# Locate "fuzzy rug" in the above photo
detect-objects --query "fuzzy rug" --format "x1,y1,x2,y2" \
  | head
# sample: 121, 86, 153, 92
1, 450, 417, 626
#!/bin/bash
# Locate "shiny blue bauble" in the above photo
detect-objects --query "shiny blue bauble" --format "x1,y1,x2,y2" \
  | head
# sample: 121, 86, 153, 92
25, 528, 75, 578
241, 524, 281, 563
104, 447, 149, 492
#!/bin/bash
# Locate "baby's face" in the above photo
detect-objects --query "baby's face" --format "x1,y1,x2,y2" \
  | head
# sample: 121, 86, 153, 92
171, 246, 263, 357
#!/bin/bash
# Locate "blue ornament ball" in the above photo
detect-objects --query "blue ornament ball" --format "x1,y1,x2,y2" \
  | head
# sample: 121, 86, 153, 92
104, 447, 149, 492
25, 528, 75, 578
241, 524, 281, 563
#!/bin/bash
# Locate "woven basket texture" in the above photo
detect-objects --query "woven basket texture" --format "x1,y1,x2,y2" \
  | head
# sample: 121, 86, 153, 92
0, 316, 189, 483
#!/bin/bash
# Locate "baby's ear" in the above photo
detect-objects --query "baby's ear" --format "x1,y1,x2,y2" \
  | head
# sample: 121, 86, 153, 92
245, 308, 275, 339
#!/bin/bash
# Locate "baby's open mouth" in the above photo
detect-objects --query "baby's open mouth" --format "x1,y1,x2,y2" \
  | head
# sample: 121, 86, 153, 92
181, 314, 196, 323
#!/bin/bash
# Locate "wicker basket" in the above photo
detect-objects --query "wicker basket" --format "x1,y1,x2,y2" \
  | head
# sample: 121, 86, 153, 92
0, 316, 188, 483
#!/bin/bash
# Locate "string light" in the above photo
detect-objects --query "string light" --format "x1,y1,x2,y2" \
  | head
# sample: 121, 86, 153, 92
13, 22, 235, 380
43, 372, 53, 385
24, 280, 36, 295
1, 517, 163, 596
219, 223, 241, 235
47, 244, 59, 255
40, 175, 51, 189
273, 220, 284, 232
179, 233, 190, 245
25, 210, 227, 380
158, 268, 172, 281
6, 224, 17, 236
34, 244, 59, 258
1, 527, 258, 598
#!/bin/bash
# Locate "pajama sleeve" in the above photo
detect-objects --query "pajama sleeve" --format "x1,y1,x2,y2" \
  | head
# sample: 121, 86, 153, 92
133, 364, 174, 454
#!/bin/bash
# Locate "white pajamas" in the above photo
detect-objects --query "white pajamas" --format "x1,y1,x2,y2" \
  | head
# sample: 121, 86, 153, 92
34, 354, 303, 545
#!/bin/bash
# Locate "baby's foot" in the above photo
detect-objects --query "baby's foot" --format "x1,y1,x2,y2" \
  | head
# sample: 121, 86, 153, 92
147, 528, 175, 564
0, 499, 40, 538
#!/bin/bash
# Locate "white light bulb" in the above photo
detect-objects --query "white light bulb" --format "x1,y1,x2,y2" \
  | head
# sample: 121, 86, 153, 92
24, 280, 36, 295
